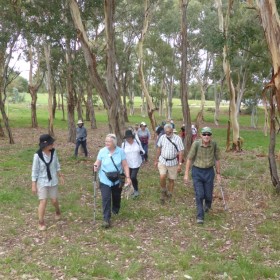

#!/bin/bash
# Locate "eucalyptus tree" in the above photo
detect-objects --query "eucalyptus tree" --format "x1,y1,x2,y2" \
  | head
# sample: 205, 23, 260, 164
254, 0, 280, 191
69, 0, 127, 141
180, 0, 193, 152
0, 0, 24, 144
26, 43, 45, 128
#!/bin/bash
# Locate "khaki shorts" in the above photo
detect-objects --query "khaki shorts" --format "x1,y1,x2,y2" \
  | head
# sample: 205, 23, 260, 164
38, 185, 58, 200
158, 162, 178, 180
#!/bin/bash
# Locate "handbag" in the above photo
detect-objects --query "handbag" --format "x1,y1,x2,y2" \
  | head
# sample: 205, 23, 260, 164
103, 156, 125, 184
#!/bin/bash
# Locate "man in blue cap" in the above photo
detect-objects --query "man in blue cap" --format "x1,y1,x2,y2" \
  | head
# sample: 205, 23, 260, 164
184, 127, 221, 224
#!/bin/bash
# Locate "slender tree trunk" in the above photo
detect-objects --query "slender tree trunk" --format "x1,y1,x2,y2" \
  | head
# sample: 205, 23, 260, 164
69, 0, 124, 141
59, 81, 66, 121
137, 0, 158, 133
43, 43, 55, 136
180, 0, 192, 153
76, 86, 83, 121
0, 120, 4, 137
256, 0, 280, 191
52, 83, 57, 119
86, 83, 97, 129
216, 0, 240, 151
29, 87, 38, 128
65, 43, 76, 143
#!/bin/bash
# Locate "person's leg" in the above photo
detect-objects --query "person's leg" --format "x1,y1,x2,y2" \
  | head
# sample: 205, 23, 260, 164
192, 167, 205, 222
167, 178, 174, 194
99, 183, 112, 223
204, 168, 215, 211
166, 165, 178, 201
37, 186, 48, 230
74, 140, 81, 157
142, 143, 148, 161
81, 140, 88, 157
130, 167, 139, 193
145, 143, 149, 161
158, 162, 168, 203
38, 199, 47, 227
111, 184, 122, 214
49, 186, 60, 217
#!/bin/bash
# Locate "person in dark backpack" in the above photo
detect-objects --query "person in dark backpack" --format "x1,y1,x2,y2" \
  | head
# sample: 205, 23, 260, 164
184, 127, 221, 225
31, 134, 65, 231
154, 124, 184, 204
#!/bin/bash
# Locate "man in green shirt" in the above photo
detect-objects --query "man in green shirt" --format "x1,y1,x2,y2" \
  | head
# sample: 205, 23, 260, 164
184, 127, 221, 224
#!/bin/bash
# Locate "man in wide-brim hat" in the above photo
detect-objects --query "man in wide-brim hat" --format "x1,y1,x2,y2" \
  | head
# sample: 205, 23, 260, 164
74, 120, 88, 157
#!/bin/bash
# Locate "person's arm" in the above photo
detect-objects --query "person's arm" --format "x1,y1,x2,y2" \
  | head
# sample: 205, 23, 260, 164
122, 159, 132, 185
215, 160, 221, 183
177, 150, 184, 172
93, 159, 101, 172
184, 159, 192, 185
154, 147, 161, 167
31, 154, 39, 194
57, 171, 65, 185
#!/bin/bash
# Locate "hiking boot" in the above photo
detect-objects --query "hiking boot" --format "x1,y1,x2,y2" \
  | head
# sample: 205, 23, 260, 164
167, 192, 173, 202
38, 221, 46, 231
196, 219, 204, 224
131, 191, 139, 198
102, 221, 111, 229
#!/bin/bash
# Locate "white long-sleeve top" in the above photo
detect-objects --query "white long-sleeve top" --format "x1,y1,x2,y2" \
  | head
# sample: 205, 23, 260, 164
121, 140, 144, 168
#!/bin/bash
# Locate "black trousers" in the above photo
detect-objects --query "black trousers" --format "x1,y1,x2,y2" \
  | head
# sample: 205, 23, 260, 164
130, 167, 140, 191
99, 182, 122, 222
74, 139, 88, 157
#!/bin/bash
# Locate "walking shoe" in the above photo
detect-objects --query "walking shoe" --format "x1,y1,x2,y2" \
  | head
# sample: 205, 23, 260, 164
38, 221, 46, 231
167, 192, 173, 202
112, 209, 119, 215
131, 191, 139, 198
196, 219, 204, 224
102, 221, 111, 228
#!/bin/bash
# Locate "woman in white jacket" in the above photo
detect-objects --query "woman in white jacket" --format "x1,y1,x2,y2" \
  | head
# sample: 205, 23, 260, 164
121, 130, 145, 198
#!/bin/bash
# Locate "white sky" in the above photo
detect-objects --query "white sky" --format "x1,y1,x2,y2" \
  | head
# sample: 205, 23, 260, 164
11, 58, 30, 80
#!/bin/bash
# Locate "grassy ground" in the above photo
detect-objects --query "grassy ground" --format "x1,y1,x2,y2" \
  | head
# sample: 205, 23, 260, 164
0, 98, 280, 279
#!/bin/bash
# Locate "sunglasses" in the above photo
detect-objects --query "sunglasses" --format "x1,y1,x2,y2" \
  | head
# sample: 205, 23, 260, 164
202, 133, 212, 136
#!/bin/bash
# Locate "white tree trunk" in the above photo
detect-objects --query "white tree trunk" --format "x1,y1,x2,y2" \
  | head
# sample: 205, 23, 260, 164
216, 0, 240, 150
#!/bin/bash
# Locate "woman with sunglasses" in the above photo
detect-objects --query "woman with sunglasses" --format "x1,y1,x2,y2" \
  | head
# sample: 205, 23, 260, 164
184, 127, 221, 225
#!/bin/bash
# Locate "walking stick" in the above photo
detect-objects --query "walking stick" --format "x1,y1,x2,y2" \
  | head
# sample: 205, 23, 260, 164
93, 170, 97, 223
219, 182, 228, 211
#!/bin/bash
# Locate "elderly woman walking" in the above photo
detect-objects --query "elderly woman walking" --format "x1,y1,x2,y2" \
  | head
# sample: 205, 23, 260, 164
93, 134, 131, 228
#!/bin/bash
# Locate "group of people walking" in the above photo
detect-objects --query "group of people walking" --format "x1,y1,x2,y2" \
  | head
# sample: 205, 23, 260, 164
31, 121, 221, 231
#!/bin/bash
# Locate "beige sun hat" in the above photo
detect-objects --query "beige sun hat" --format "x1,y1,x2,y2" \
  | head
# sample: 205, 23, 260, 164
77, 120, 84, 125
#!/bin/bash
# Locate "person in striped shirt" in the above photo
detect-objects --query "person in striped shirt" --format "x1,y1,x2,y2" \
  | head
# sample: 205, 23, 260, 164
154, 124, 184, 204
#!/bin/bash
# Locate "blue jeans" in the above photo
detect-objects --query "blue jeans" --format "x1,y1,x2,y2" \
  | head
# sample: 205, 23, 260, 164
99, 182, 122, 222
75, 140, 88, 157
129, 167, 140, 191
192, 166, 215, 220
141, 143, 148, 161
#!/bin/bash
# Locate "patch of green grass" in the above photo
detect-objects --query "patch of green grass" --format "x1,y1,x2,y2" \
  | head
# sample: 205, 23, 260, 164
1, 104, 280, 279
